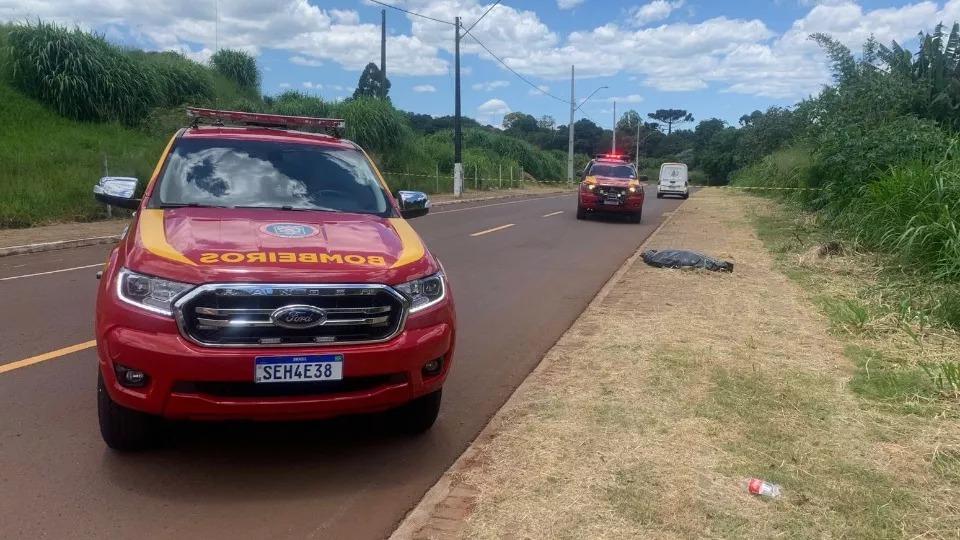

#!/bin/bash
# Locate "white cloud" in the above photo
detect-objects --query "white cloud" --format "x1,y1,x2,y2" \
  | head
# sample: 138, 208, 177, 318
302, 81, 323, 89
413, 84, 437, 93
606, 94, 644, 103
476, 98, 511, 125
472, 80, 510, 91
6, 0, 959, 103
290, 55, 323, 67
278, 82, 291, 88
630, 1, 684, 26
0, 0, 447, 76
557, 0, 585, 9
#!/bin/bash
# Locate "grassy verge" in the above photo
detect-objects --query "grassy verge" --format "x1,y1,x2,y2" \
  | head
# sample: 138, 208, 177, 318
418, 190, 959, 539
0, 84, 166, 227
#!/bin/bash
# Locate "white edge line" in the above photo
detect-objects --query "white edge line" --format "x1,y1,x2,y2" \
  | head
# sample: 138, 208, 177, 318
469, 224, 515, 237
542, 211, 564, 217
0, 263, 103, 282
430, 194, 570, 215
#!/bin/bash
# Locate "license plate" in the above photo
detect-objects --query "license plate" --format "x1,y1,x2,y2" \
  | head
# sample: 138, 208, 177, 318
255, 354, 343, 383
604, 198, 621, 205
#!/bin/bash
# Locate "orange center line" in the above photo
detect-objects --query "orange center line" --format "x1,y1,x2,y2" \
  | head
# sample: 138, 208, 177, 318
0, 340, 96, 375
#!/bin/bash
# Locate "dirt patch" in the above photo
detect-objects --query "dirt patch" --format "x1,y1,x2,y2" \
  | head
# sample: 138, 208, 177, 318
396, 190, 960, 539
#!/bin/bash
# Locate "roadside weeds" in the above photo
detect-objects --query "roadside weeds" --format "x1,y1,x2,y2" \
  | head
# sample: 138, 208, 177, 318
393, 189, 960, 539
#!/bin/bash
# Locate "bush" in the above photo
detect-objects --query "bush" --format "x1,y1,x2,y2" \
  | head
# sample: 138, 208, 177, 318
129, 51, 214, 107
843, 152, 960, 280
6, 22, 161, 124
811, 116, 949, 212
210, 49, 260, 95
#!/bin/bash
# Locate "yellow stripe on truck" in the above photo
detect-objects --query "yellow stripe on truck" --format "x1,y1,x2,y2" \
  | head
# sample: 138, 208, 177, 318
388, 218, 425, 268
139, 209, 197, 266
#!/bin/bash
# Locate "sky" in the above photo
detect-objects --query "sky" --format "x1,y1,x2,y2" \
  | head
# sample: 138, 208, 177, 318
3, 0, 960, 129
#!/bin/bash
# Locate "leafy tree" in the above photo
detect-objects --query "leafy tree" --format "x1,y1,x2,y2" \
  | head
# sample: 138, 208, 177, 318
210, 49, 261, 94
502, 111, 538, 132
647, 108, 694, 134
537, 115, 556, 130
572, 118, 604, 155
738, 110, 763, 126
616, 110, 643, 131
353, 62, 391, 100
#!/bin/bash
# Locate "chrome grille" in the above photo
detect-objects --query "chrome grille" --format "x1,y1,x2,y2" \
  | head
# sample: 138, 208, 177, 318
596, 186, 627, 198
174, 284, 408, 347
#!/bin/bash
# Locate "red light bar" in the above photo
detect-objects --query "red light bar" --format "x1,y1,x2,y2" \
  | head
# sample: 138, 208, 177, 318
186, 107, 346, 130
596, 153, 629, 162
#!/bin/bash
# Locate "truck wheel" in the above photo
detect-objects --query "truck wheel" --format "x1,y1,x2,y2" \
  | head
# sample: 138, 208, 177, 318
393, 390, 442, 434
630, 211, 642, 223
682, 193, 689, 199
98, 373, 161, 451
656, 193, 663, 199
576, 206, 587, 220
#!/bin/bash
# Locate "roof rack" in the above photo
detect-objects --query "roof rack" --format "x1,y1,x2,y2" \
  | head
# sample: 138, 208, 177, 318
186, 107, 346, 137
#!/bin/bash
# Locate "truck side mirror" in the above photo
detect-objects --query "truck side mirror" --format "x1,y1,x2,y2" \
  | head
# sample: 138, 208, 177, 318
94, 177, 141, 209
397, 190, 431, 219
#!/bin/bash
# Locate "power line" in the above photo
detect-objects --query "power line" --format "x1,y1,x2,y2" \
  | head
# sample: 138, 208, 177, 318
463, 0, 501, 34
462, 29, 569, 104
366, 0, 455, 26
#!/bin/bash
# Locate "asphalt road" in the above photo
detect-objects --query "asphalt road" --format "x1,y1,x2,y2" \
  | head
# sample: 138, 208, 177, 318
0, 189, 687, 539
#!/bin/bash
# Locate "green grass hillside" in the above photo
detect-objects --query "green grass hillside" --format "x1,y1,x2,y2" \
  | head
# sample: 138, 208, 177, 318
0, 21, 566, 228
0, 83, 167, 227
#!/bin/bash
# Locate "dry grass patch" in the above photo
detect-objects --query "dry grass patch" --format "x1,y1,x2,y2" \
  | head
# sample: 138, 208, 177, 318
449, 190, 959, 539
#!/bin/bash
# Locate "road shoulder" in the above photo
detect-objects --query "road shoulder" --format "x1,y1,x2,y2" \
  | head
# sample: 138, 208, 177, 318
391, 189, 960, 539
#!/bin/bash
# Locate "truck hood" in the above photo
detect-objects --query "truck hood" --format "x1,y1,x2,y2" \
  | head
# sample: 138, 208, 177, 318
125, 208, 434, 284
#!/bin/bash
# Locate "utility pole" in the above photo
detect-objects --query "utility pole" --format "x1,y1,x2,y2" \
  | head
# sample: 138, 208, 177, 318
567, 65, 575, 182
453, 17, 463, 197
635, 119, 641, 172
611, 101, 616, 154
380, 9, 386, 98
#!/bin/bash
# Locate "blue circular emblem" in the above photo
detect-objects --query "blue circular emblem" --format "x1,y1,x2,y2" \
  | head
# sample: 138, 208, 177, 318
260, 223, 320, 239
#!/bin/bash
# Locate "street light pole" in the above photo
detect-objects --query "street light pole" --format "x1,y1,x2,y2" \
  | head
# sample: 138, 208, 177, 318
635, 118, 640, 172
453, 17, 463, 197
611, 101, 616, 154
567, 65, 575, 183
567, 77, 608, 182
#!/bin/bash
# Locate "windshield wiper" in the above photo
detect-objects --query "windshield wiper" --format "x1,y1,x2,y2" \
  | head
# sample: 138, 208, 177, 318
158, 202, 227, 209
233, 205, 342, 213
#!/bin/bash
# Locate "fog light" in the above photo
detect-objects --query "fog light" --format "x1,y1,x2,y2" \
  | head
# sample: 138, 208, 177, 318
115, 364, 149, 388
422, 358, 443, 377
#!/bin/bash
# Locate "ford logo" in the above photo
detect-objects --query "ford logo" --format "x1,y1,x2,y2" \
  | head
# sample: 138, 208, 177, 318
270, 305, 327, 329
261, 223, 320, 239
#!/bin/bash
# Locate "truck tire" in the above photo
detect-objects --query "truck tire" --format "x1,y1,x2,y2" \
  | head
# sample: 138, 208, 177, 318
656, 193, 663, 199
393, 390, 442, 434
630, 211, 642, 223
576, 206, 587, 220
98, 373, 161, 451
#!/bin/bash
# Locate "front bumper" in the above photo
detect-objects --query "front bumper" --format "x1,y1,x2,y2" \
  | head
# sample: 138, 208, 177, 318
578, 192, 644, 213
96, 294, 455, 421
657, 185, 688, 195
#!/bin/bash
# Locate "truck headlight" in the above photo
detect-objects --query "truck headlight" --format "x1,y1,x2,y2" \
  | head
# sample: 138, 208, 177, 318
394, 271, 446, 313
116, 268, 193, 316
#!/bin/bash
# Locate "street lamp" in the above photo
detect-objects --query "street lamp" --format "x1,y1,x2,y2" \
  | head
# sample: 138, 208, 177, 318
566, 71, 608, 182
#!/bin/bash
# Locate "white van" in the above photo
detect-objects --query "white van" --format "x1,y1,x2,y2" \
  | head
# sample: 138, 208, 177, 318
657, 162, 689, 199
